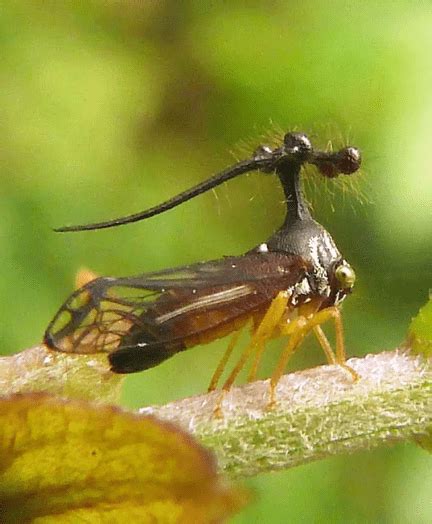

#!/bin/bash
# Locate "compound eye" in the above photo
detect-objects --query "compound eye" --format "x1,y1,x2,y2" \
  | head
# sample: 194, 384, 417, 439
335, 263, 356, 288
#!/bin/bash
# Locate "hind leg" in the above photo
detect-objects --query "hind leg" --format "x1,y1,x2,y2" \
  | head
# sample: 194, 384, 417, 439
220, 291, 289, 389
213, 291, 289, 416
208, 329, 242, 392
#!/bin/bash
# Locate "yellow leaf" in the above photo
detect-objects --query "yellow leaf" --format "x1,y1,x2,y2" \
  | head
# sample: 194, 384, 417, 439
0, 393, 246, 523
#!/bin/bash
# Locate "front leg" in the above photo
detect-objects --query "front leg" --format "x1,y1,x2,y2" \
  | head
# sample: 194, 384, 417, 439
269, 306, 358, 407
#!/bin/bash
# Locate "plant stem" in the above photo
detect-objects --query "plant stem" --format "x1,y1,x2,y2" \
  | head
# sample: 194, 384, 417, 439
0, 345, 123, 403
141, 350, 432, 478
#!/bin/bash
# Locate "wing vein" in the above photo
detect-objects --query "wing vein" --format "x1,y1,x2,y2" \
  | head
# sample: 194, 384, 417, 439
154, 285, 253, 324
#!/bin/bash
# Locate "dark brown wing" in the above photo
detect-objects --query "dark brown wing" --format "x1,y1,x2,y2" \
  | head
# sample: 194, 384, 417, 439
44, 252, 309, 371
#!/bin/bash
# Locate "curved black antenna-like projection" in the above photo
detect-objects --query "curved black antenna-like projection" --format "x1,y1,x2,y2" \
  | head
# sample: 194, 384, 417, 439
54, 132, 361, 233
54, 157, 273, 232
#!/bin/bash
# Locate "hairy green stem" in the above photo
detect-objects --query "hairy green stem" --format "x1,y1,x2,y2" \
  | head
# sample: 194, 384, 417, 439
2, 346, 430, 478
141, 350, 432, 477
0, 345, 123, 403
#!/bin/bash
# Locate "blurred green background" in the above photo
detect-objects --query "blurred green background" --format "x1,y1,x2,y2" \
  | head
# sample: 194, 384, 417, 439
2, 1, 431, 522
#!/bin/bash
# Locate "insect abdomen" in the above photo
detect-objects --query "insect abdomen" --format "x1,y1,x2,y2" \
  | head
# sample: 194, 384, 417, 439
109, 331, 184, 373
183, 310, 255, 348
110, 311, 252, 373
111, 282, 281, 373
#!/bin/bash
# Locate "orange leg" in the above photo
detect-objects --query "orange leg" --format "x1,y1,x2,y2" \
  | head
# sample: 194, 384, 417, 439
247, 337, 267, 383
220, 291, 289, 390
314, 306, 358, 380
269, 306, 358, 406
268, 316, 309, 406
213, 291, 289, 415
208, 329, 242, 392
247, 314, 278, 383
313, 325, 337, 364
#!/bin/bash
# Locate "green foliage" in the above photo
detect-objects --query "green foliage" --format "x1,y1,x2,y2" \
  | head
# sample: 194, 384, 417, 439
408, 296, 432, 451
2, 2, 432, 522
409, 296, 432, 358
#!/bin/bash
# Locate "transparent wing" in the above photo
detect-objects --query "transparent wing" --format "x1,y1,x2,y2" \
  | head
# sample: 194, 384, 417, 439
44, 252, 308, 356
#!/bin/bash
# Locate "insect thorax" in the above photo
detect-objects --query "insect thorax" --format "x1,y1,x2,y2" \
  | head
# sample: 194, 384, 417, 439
265, 218, 348, 306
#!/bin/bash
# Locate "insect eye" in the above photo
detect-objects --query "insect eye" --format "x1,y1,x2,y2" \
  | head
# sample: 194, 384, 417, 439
335, 263, 356, 288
